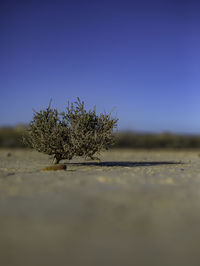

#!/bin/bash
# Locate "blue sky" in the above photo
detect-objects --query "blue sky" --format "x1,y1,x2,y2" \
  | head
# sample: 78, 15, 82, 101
0, 0, 200, 133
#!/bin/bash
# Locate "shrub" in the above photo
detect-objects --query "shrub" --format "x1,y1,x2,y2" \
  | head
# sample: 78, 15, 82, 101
23, 98, 118, 164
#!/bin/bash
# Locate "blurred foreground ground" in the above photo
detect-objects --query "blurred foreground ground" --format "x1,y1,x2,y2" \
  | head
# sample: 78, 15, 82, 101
1, 149, 200, 266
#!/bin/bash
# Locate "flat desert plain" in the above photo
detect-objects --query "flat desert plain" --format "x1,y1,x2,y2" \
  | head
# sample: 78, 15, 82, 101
1, 148, 200, 266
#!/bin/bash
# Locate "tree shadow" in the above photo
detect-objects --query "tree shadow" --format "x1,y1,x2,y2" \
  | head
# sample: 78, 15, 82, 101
66, 161, 183, 167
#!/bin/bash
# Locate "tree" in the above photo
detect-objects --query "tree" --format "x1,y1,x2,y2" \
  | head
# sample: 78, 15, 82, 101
24, 98, 118, 164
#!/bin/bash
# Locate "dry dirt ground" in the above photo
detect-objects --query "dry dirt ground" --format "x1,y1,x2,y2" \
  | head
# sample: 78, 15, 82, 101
1, 148, 200, 266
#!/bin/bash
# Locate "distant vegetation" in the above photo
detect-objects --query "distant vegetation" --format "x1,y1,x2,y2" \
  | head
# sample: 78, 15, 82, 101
114, 132, 200, 149
1, 127, 200, 150
0, 126, 26, 148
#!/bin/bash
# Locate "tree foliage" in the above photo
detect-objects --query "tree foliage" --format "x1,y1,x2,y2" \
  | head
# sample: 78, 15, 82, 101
24, 98, 118, 164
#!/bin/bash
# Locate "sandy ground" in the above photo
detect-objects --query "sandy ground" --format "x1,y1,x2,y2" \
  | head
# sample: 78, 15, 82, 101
1, 148, 200, 266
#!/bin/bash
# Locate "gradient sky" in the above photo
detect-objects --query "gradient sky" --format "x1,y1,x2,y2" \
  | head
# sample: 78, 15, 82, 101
1, 0, 200, 133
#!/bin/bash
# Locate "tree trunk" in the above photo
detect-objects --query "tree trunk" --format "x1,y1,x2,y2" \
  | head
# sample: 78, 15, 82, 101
53, 156, 60, 164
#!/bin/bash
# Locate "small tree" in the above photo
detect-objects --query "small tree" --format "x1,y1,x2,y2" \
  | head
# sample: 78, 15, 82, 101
24, 98, 118, 164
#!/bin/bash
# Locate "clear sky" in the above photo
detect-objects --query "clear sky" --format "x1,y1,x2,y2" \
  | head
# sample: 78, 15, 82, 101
0, 0, 200, 133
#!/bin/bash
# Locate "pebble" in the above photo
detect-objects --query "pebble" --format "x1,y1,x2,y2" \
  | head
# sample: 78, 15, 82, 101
42, 165, 67, 171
